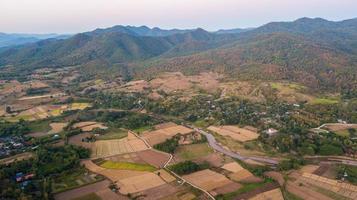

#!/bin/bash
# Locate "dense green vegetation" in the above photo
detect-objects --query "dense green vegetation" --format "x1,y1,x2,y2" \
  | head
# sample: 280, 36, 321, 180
338, 165, 357, 184
154, 135, 180, 153
216, 179, 274, 200
277, 158, 305, 171
169, 160, 209, 175
0, 120, 30, 136
0, 145, 90, 199
100, 161, 156, 172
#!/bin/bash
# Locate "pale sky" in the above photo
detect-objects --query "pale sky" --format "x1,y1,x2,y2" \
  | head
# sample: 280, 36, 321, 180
0, 0, 356, 34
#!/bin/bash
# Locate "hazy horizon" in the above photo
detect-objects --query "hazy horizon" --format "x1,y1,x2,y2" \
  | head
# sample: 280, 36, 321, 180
1, 0, 356, 34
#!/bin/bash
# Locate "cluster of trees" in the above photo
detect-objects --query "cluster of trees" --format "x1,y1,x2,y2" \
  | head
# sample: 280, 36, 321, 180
277, 158, 305, 171
25, 87, 50, 96
0, 145, 90, 199
153, 135, 180, 153
0, 120, 30, 137
75, 110, 159, 130
169, 161, 209, 175
338, 165, 357, 184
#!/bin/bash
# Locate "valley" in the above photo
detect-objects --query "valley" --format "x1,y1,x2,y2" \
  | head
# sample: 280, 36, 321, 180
0, 17, 356, 200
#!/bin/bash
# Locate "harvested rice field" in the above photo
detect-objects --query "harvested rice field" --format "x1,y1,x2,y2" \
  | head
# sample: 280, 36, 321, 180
82, 160, 167, 195
222, 162, 263, 183
249, 188, 284, 200
208, 125, 259, 142
182, 169, 234, 192
104, 149, 170, 168
142, 123, 193, 146
91, 132, 149, 158
5, 103, 91, 122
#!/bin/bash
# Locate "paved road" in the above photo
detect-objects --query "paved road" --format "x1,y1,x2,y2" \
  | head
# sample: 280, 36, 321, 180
193, 127, 279, 165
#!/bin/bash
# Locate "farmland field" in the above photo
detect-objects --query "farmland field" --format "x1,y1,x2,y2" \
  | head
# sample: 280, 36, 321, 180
52, 168, 104, 193
208, 126, 259, 142
176, 143, 213, 160
91, 132, 149, 157
100, 160, 156, 172
82, 160, 166, 195
71, 193, 101, 200
182, 169, 234, 192
96, 128, 127, 140
142, 123, 193, 146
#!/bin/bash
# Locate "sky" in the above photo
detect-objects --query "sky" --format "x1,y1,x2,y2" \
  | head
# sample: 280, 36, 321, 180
0, 0, 356, 34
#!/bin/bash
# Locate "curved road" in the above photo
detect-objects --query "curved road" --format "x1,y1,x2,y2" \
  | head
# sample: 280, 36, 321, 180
193, 127, 279, 165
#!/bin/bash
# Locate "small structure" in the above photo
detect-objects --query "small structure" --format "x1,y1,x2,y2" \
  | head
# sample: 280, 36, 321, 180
265, 128, 278, 136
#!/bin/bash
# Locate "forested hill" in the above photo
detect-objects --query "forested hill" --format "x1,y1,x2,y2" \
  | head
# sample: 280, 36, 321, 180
0, 17, 356, 90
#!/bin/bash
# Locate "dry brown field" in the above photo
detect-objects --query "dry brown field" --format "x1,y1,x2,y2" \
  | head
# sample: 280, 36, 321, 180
182, 169, 234, 192
249, 188, 284, 200
91, 132, 149, 158
105, 149, 170, 168
299, 164, 320, 174
142, 124, 193, 146
221, 162, 244, 173
68, 133, 93, 149
299, 172, 357, 199
6, 103, 90, 122
323, 123, 357, 132
222, 162, 262, 183
82, 160, 167, 195
195, 153, 225, 167
48, 122, 68, 134
54, 180, 126, 200
211, 182, 242, 196
208, 125, 259, 142
155, 169, 176, 183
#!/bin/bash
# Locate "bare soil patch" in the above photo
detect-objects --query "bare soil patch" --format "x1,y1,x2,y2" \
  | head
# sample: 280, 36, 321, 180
104, 149, 170, 168
249, 188, 284, 200
222, 162, 262, 183
69, 133, 93, 149
142, 124, 193, 146
137, 149, 170, 168
323, 123, 357, 132
54, 180, 113, 200
48, 122, 68, 134
211, 182, 242, 196
208, 126, 259, 142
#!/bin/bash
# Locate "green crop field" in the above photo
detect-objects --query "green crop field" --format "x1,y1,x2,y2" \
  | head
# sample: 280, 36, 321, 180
176, 143, 213, 160
100, 161, 156, 172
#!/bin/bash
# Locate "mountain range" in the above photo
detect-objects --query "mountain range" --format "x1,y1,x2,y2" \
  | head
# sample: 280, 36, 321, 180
0, 33, 71, 48
0, 17, 356, 91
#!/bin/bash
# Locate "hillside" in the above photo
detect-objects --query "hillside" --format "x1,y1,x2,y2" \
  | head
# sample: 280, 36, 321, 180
0, 33, 70, 48
0, 17, 356, 91
134, 33, 356, 90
